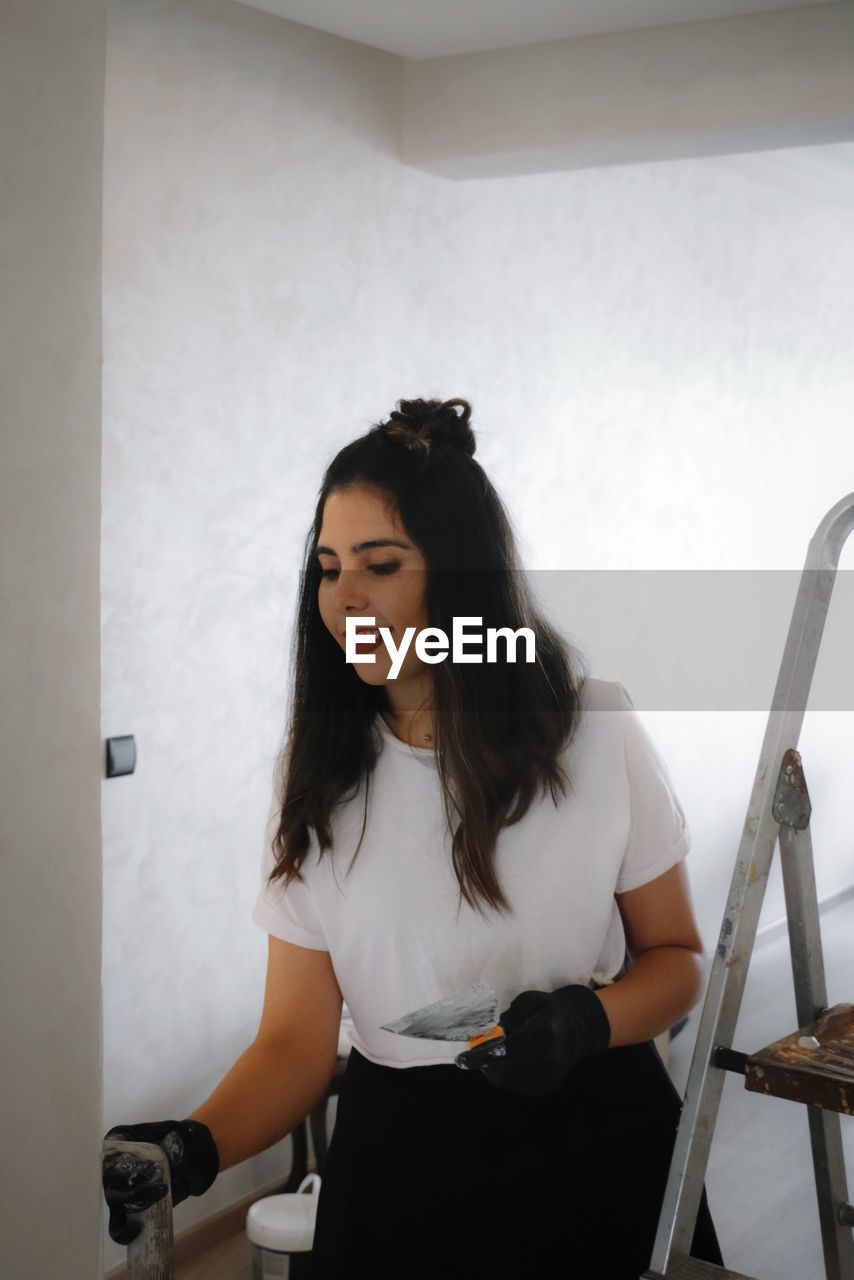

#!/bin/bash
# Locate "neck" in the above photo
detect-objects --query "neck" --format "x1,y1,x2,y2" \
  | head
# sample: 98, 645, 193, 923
382, 707, 434, 744
381, 680, 435, 743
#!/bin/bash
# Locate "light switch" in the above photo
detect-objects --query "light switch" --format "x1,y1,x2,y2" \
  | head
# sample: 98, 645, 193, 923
106, 735, 136, 778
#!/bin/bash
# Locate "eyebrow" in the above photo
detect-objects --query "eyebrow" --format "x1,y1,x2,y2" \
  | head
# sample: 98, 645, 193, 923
315, 538, 411, 557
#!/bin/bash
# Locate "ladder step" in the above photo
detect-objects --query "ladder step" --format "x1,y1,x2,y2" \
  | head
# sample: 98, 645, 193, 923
642, 1259, 757, 1279
744, 1002, 854, 1114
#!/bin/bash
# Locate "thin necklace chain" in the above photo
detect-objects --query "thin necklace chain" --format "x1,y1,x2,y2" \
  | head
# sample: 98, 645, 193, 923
382, 711, 433, 743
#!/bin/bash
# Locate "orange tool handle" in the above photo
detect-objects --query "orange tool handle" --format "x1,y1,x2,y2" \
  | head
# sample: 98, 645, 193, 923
466, 1025, 505, 1050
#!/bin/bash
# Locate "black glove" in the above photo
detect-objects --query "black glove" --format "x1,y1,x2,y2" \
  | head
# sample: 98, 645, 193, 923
455, 984, 612, 1096
102, 1118, 219, 1246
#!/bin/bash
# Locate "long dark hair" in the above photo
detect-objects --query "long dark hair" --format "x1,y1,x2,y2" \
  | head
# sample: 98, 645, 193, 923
268, 397, 589, 919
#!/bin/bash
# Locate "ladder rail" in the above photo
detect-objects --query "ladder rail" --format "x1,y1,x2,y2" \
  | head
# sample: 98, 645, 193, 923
779, 813, 854, 1279
644, 491, 854, 1277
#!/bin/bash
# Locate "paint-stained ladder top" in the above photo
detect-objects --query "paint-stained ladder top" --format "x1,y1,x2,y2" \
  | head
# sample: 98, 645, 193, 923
744, 1003, 854, 1115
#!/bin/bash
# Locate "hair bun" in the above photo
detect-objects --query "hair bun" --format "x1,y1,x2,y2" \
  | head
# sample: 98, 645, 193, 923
382, 397, 476, 458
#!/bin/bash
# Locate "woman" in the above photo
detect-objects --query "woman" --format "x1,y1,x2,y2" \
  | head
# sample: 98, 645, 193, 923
103, 397, 724, 1278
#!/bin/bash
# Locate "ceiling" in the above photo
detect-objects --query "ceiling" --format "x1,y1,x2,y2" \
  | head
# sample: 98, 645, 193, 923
232, 0, 830, 60
229, 0, 854, 211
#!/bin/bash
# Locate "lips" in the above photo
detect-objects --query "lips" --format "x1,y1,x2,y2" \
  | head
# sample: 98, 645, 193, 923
340, 628, 388, 650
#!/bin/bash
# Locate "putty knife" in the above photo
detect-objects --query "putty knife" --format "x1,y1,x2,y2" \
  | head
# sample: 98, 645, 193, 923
380, 981, 507, 1068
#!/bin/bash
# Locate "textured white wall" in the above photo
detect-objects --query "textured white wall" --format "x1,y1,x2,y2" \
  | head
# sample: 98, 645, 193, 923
1, 2, 105, 1278
101, 0, 854, 1268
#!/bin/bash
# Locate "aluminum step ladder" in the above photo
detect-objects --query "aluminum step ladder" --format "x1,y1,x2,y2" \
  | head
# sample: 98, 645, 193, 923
642, 490, 854, 1280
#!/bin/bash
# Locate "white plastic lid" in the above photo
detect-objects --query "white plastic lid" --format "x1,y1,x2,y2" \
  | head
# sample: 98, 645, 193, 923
245, 1176, 321, 1252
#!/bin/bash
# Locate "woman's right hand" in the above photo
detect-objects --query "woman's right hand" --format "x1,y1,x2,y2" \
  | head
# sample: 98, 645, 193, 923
102, 1118, 219, 1245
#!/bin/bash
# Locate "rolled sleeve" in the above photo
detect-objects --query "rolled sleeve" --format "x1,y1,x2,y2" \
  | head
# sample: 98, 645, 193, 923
613, 683, 691, 895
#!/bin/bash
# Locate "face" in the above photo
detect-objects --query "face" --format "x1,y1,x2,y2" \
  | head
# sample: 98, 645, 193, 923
316, 486, 433, 702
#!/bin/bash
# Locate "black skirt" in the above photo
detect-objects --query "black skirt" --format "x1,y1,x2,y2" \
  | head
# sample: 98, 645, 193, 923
309, 1039, 724, 1279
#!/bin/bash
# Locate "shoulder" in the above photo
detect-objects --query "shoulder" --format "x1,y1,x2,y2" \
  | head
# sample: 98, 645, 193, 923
560, 676, 632, 769
577, 675, 632, 713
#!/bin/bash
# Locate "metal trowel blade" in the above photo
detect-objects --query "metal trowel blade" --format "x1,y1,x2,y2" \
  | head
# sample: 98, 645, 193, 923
380, 981, 501, 1042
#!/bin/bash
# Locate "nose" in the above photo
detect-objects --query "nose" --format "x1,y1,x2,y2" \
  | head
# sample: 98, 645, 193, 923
331, 570, 375, 632
333, 568, 370, 604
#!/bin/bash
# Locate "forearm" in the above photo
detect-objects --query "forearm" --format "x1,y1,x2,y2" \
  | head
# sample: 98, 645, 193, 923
592, 946, 707, 1049
186, 1038, 334, 1172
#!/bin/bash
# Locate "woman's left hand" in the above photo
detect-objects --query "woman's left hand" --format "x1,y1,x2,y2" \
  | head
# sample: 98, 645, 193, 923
455, 985, 611, 1096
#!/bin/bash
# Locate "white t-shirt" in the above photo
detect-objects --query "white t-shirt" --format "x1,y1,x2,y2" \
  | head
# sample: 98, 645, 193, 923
251, 677, 690, 1068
